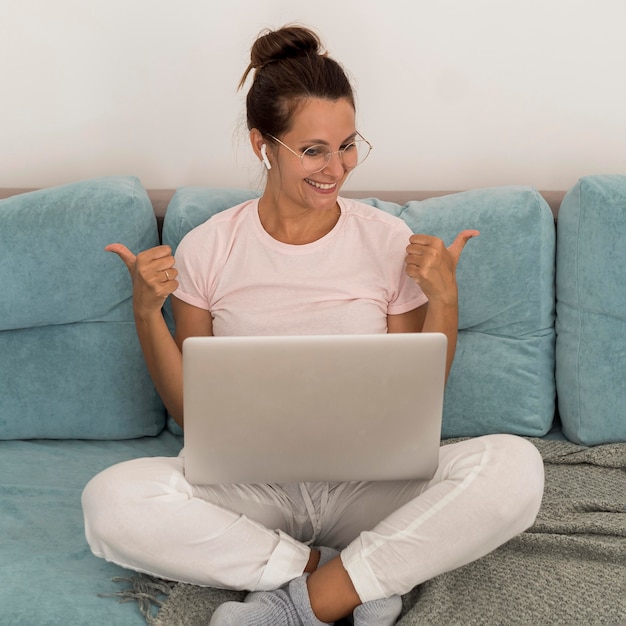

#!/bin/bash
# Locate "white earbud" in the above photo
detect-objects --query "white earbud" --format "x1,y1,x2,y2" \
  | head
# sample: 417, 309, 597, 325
260, 144, 272, 170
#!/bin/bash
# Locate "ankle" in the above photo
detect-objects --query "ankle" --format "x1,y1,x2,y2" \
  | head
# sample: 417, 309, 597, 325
306, 556, 361, 623
304, 548, 321, 573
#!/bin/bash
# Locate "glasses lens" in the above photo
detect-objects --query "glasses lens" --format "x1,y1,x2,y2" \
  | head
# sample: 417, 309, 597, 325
342, 140, 370, 169
301, 139, 372, 173
301, 145, 330, 173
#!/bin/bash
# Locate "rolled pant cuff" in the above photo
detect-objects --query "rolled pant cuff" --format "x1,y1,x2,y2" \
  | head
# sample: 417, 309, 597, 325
340, 541, 386, 603
257, 530, 311, 591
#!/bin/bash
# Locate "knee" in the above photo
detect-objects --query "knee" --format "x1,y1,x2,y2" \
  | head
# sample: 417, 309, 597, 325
82, 456, 183, 554
81, 462, 133, 554
486, 434, 545, 530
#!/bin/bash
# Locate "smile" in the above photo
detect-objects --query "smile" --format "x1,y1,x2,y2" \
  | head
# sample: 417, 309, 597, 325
305, 179, 337, 191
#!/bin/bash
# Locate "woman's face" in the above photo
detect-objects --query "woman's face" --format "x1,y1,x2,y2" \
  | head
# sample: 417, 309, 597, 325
264, 97, 357, 214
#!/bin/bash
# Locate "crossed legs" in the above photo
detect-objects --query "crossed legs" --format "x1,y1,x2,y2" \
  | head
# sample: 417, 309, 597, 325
82, 434, 544, 623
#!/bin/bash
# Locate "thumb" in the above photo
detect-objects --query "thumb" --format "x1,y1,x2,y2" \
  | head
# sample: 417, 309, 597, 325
447, 229, 480, 265
105, 243, 136, 272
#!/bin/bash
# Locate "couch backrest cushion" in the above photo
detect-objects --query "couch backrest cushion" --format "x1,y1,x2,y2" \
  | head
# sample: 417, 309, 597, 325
164, 186, 556, 438
556, 175, 626, 445
372, 187, 556, 437
0, 177, 166, 439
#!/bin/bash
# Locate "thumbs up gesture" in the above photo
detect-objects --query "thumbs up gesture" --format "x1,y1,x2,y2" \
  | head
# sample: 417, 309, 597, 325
105, 243, 178, 316
405, 230, 479, 304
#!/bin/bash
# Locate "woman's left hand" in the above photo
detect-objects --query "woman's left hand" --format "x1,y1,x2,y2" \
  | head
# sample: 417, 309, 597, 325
404, 230, 480, 304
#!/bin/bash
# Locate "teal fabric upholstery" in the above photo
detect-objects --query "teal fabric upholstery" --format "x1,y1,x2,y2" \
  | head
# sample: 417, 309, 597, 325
0, 432, 183, 625
369, 187, 556, 437
0, 177, 166, 439
163, 186, 556, 438
556, 175, 626, 445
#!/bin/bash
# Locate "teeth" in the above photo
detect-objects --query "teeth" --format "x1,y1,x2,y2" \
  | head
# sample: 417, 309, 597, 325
306, 179, 336, 191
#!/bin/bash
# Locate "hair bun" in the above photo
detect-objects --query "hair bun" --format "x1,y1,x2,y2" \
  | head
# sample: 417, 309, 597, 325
239, 24, 354, 138
250, 26, 323, 70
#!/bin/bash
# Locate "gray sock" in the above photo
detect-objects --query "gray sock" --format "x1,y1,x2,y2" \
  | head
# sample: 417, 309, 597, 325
209, 574, 330, 626
353, 595, 402, 626
287, 574, 330, 625
316, 545, 340, 568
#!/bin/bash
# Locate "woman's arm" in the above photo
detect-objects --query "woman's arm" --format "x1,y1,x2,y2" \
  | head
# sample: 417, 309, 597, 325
105, 243, 212, 428
136, 295, 212, 428
390, 229, 479, 381
388, 301, 458, 382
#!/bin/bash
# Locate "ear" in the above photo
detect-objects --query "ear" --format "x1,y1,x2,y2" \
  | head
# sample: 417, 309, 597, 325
250, 129, 269, 165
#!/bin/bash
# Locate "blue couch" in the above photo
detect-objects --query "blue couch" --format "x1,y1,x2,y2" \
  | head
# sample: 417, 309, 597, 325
1, 175, 624, 625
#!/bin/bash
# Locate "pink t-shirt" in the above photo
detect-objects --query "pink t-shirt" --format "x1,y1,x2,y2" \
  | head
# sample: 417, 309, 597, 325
173, 197, 427, 336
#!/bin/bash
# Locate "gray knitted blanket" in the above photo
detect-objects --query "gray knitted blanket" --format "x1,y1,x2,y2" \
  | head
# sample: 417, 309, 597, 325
111, 438, 626, 625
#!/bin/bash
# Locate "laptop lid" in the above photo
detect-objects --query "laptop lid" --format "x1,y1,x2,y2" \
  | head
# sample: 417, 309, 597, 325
182, 333, 447, 485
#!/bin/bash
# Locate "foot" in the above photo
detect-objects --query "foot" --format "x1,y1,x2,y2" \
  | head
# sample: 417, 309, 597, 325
209, 574, 330, 626
353, 594, 402, 626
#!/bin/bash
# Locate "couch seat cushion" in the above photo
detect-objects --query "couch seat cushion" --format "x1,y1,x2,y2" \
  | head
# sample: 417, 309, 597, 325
0, 432, 183, 625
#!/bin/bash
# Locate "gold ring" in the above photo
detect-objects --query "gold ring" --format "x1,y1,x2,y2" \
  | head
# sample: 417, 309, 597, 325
164, 270, 170, 281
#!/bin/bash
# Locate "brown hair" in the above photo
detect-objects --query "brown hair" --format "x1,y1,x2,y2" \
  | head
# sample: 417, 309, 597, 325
239, 26, 355, 139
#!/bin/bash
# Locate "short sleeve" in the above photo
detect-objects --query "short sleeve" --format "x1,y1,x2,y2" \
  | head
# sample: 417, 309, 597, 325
173, 223, 213, 310
387, 221, 428, 315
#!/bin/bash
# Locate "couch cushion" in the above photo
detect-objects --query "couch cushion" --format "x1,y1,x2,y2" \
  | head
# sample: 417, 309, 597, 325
371, 187, 556, 437
0, 177, 166, 439
164, 186, 556, 438
556, 175, 626, 445
0, 432, 183, 625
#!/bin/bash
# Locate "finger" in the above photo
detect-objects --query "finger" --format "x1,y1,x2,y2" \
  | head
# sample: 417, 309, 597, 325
404, 251, 424, 267
105, 243, 136, 271
406, 236, 437, 259
139, 246, 175, 272
447, 229, 480, 263
142, 244, 173, 260
161, 267, 178, 283
408, 233, 437, 246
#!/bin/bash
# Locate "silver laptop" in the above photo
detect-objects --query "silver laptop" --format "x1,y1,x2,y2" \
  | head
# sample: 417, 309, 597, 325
182, 333, 447, 485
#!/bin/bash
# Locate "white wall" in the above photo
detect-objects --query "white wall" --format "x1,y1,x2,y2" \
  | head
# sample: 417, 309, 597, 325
1, 0, 625, 191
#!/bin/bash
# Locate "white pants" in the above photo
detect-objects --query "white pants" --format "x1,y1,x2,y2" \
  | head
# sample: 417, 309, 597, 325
82, 434, 544, 602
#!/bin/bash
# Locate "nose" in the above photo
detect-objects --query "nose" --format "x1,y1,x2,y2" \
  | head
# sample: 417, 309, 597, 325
321, 150, 347, 177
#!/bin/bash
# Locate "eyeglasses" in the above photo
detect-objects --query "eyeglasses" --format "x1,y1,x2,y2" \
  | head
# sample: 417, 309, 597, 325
267, 132, 372, 174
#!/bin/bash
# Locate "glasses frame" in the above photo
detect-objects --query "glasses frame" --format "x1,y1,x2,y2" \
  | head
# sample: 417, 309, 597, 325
267, 132, 372, 174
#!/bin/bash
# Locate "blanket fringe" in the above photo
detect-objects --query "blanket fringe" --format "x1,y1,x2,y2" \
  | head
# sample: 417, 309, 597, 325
100, 574, 177, 624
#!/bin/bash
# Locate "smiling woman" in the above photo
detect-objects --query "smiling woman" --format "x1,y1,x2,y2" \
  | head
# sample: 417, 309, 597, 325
82, 24, 543, 626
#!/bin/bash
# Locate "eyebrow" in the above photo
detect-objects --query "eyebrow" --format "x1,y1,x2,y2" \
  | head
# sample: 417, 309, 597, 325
301, 132, 358, 146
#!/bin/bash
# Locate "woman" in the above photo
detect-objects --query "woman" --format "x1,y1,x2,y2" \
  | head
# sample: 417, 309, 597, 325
82, 26, 544, 626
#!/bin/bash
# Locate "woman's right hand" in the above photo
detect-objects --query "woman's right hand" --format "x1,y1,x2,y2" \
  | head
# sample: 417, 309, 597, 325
106, 243, 186, 424
105, 244, 178, 318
